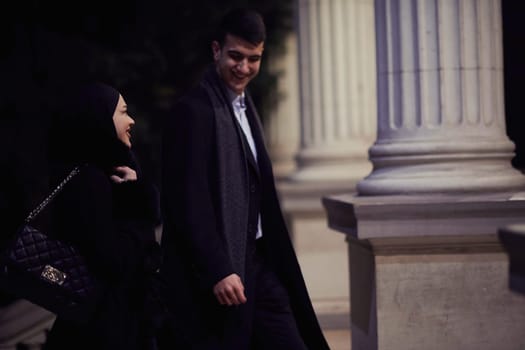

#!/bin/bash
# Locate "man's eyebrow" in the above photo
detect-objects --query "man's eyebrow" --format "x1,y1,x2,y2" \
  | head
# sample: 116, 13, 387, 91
227, 50, 261, 55
227, 50, 262, 59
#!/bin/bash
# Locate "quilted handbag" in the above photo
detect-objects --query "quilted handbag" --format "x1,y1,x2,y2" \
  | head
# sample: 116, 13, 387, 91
0, 166, 103, 323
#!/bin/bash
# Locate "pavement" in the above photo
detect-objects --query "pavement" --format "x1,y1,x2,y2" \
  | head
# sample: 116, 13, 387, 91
318, 308, 351, 349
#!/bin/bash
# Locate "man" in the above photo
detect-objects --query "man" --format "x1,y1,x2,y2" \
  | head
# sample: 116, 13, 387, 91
160, 8, 330, 350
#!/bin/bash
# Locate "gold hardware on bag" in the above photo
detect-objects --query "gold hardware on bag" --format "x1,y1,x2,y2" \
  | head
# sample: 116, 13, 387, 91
41, 265, 67, 285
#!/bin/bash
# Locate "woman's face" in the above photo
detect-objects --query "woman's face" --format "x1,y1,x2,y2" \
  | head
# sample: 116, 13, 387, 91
112, 94, 135, 148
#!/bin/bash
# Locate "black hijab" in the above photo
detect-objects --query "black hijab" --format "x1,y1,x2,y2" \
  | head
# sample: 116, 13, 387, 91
49, 82, 133, 172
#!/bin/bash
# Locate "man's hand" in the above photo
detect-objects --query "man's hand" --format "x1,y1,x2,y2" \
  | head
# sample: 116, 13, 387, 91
110, 166, 137, 184
213, 274, 247, 306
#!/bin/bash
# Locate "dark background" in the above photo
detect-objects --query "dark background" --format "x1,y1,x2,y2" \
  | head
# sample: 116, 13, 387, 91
0, 0, 294, 188
0, 0, 523, 305
0, 0, 293, 305
502, 0, 525, 173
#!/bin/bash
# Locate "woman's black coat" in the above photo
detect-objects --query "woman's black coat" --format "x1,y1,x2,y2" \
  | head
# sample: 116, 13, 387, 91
43, 83, 161, 350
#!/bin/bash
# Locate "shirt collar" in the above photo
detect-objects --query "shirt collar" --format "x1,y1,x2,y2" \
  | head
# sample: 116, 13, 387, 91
227, 89, 246, 110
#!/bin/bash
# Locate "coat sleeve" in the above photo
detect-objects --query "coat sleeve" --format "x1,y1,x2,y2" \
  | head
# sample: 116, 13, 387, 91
161, 94, 234, 290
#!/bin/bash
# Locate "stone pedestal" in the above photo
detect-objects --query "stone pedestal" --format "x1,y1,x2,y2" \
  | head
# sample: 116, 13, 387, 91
324, 192, 525, 350
0, 300, 54, 350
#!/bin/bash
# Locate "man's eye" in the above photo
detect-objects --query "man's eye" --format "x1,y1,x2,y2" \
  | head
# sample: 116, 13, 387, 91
248, 56, 261, 63
230, 53, 243, 61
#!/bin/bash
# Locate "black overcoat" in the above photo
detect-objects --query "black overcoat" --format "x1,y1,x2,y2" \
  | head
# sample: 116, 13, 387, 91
42, 83, 161, 350
160, 67, 330, 349
43, 164, 160, 350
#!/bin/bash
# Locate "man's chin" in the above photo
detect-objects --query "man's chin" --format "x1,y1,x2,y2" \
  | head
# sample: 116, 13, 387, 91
229, 84, 245, 95
231, 79, 250, 92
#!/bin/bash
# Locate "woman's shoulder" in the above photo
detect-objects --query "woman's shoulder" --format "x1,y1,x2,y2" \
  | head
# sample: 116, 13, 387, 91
63, 164, 111, 197
75, 164, 107, 182
51, 164, 112, 217
81, 163, 106, 176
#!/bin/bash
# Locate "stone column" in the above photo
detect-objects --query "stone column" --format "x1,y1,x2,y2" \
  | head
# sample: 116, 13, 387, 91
265, 34, 301, 179
323, 1, 525, 349
291, 0, 376, 183
358, 0, 525, 195
275, 2, 377, 341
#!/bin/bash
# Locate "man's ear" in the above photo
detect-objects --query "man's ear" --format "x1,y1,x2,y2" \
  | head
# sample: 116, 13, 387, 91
211, 41, 220, 60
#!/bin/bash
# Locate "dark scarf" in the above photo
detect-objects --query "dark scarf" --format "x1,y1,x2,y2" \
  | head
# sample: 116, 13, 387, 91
200, 66, 265, 280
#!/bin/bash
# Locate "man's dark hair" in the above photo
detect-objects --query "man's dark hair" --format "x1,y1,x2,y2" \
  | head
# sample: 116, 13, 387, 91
216, 8, 266, 46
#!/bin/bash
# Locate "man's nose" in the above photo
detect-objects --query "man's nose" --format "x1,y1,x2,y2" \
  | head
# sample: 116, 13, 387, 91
237, 60, 250, 73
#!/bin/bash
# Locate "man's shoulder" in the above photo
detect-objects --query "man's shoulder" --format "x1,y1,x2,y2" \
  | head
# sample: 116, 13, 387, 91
175, 83, 210, 108
170, 87, 213, 121
166, 83, 214, 126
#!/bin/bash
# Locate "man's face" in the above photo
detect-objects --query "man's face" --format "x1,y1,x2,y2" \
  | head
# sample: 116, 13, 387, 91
212, 33, 264, 95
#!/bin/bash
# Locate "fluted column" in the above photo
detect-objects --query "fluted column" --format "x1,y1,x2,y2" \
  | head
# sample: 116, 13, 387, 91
291, 0, 376, 182
358, 0, 525, 195
265, 34, 300, 179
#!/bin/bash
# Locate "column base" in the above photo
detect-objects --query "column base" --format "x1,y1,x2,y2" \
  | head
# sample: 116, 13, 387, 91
288, 140, 374, 183
277, 179, 352, 317
324, 192, 525, 350
358, 139, 525, 195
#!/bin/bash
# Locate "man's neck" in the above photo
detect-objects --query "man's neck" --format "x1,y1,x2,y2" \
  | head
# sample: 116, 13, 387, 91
226, 87, 245, 103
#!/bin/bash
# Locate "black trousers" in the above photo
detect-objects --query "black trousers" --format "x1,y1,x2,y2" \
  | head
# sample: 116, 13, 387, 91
244, 238, 308, 350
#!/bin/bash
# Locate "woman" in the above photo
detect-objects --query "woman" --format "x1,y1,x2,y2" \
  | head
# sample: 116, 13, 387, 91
43, 82, 162, 350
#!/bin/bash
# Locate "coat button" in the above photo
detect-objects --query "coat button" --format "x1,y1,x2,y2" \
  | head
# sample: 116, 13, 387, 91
250, 185, 256, 193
